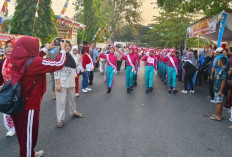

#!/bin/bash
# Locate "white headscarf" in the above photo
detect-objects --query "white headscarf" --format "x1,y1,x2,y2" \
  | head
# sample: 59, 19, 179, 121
70, 45, 79, 61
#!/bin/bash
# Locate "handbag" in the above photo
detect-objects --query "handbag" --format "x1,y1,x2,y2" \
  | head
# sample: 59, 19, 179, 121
0, 57, 35, 115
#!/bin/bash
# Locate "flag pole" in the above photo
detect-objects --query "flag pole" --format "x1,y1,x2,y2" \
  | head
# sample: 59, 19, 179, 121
32, 0, 40, 36
32, 17, 36, 36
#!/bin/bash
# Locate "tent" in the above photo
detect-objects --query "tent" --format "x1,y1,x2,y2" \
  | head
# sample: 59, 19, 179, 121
186, 11, 232, 47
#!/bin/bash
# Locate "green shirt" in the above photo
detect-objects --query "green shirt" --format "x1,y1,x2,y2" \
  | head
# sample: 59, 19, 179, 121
214, 68, 227, 93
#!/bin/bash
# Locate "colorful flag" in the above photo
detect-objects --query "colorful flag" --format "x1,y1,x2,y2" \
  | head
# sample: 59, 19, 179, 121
57, 0, 69, 23
35, 0, 40, 18
1, 0, 10, 13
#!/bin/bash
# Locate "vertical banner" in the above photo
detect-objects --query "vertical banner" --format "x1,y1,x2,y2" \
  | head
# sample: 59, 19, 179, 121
217, 11, 228, 48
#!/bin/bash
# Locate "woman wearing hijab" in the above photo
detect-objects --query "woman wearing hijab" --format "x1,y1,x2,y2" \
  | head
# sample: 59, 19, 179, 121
55, 41, 84, 128
141, 49, 157, 93
163, 49, 179, 94
70, 45, 82, 97
10, 36, 67, 157
99, 46, 117, 93
181, 51, 197, 93
197, 50, 206, 86
120, 47, 137, 93
0, 39, 16, 137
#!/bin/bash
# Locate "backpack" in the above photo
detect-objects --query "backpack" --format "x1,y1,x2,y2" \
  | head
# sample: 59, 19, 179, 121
0, 57, 34, 115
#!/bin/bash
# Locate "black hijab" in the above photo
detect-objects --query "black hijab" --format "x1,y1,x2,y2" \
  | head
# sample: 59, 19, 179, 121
65, 53, 76, 68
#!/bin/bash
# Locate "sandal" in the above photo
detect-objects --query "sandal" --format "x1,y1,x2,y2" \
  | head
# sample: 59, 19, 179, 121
56, 122, 63, 128
209, 116, 222, 122
73, 112, 84, 118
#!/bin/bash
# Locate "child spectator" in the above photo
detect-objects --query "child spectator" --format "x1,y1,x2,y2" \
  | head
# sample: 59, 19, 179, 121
209, 57, 228, 121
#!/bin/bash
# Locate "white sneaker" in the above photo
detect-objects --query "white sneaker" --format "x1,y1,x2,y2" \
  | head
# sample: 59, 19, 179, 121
82, 89, 88, 93
6, 130, 16, 137
86, 88, 92, 91
75, 93, 80, 97
189, 90, 195, 93
181, 90, 188, 94
35, 150, 44, 157
210, 100, 216, 103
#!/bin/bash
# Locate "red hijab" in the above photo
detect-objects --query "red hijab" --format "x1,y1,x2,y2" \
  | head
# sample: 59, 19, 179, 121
11, 36, 40, 85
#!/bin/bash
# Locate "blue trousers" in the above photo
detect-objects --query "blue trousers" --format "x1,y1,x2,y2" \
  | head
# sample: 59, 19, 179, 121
106, 66, 114, 88
126, 66, 134, 88
82, 72, 90, 89
145, 66, 155, 89
168, 67, 177, 88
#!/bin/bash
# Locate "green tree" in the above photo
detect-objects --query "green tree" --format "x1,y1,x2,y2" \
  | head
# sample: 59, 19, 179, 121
1, 19, 11, 33
81, 0, 103, 43
11, 0, 58, 44
74, 0, 142, 42
145, 11, 192, 48
157, 0, 232, 16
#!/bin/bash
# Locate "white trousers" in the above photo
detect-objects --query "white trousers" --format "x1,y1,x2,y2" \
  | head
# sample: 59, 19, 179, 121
99, 61, 106, 73
3, 114, 15, 131
56, 87, 77, 123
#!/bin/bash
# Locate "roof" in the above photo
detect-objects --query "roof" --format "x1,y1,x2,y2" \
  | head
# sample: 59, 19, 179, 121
56, 16, 85, 30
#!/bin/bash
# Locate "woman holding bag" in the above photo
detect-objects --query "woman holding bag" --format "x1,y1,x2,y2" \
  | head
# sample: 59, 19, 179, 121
11, 36, 67, 157
0, 39, 16, 137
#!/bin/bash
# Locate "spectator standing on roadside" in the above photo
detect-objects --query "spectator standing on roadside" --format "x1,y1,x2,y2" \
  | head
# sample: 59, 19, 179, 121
89, 42, 99, 85
55, 42, 84, 128
10, 36, 67, 157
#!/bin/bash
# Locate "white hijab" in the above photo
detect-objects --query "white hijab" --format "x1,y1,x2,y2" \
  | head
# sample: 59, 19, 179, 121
70, 45, 81, 65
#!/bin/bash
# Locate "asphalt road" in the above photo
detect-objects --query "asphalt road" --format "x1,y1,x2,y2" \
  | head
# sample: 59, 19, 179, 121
0, 65, 232, 157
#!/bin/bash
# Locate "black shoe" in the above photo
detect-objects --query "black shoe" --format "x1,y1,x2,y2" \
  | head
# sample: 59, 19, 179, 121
145, 89, 149, 93
129, 87, 133, 91
88, 82, 93, 85
173, 90, 178, 94
127, 88, 131, 93
107, 88, 111, 94
134, 82, 137, 86
149, 87, 153, 92
168, 90, 172, 94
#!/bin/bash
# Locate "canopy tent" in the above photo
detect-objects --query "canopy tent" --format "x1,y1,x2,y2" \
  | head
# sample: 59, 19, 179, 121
187, 11, 232, 47
0, 32, 22, 53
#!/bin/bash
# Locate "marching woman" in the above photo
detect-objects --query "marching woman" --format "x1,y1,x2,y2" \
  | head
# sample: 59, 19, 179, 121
142, 49, 157, 93
120, 47, 136, 93
71, 45, 82, 97
164, 49, 179, 94
162, 50, 168, 85
99, 46, 117, 93
0, 39, 16, 137
133, 46, 141, 86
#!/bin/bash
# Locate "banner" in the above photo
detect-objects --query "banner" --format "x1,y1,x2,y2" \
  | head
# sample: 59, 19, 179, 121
187, 16, 217, 38
217, 11, 228, 47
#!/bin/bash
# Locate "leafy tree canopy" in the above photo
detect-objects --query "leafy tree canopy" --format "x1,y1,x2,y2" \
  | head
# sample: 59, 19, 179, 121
11, 0, 58, 44
157, 0, 232, 16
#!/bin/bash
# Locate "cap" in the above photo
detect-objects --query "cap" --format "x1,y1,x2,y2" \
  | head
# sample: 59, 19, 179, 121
215, 47, 223, 52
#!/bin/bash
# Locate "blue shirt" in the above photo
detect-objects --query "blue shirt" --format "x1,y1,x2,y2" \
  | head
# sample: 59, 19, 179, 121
92, 49, 99, 63
213, 54, 229, 76
214, 68, 228, 93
